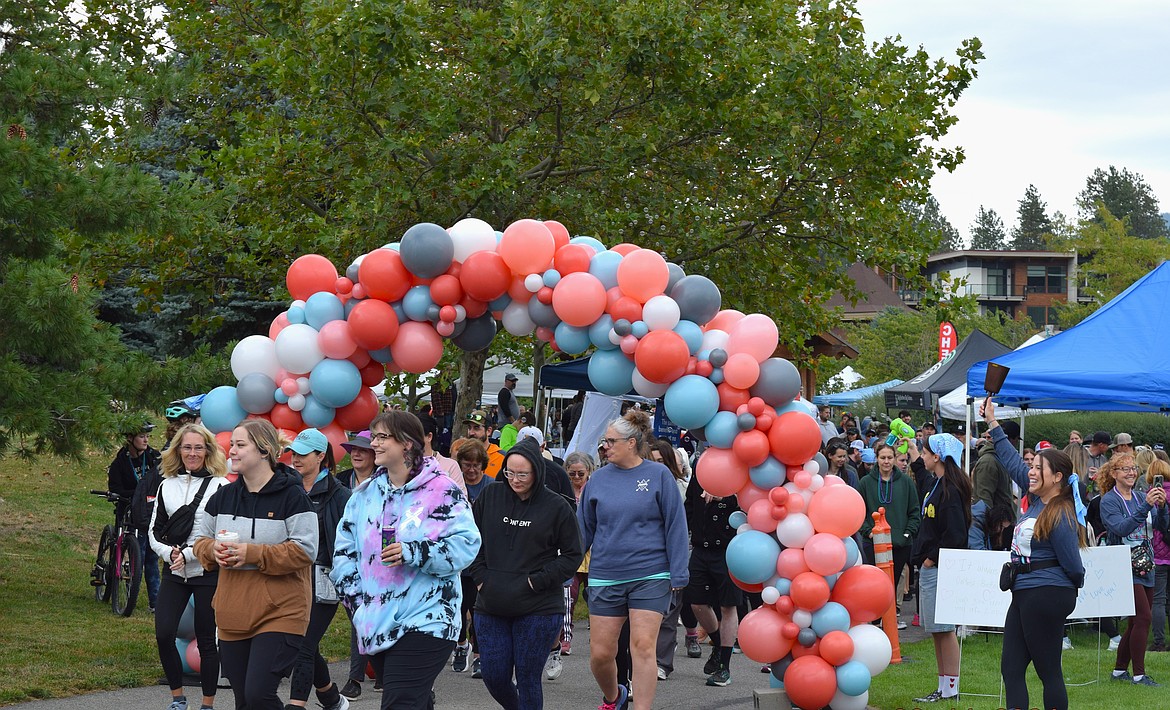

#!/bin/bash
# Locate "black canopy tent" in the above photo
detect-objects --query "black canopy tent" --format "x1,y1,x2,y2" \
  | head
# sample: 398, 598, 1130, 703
883, 329, 1011, 411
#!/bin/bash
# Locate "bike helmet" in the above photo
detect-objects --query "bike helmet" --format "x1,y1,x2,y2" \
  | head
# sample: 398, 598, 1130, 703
165, 401, 197, 422
120, 420, 155, 437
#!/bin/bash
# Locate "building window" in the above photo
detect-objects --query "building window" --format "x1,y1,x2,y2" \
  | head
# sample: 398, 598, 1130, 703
1027, 266, 1046, 293
1047, 266, 1066, 294
1027, 306, 1051, 326
987, 267, 1007, 297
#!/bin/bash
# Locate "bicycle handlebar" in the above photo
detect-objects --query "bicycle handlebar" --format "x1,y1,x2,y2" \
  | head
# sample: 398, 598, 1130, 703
90, 490, 123, 502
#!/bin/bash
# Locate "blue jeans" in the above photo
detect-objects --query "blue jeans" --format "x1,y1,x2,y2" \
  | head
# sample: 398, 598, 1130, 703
1153, 564, 1170, 646
136, 530, 160, 608
474, 612, 563, 710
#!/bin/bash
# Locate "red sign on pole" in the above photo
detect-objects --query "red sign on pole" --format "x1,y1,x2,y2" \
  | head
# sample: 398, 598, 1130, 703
938, 321, 956, 361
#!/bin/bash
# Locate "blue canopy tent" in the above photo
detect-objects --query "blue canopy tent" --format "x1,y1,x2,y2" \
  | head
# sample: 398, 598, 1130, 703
813, 379, 904, 407
968, 261, 1170, 412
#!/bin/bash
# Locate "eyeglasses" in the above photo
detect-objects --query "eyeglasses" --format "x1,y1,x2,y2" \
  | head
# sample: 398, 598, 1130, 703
371, 433, 393, 442
1115, 466, 1138, 472
503, 469, 532, 481
567, 470, 588, 478
602, 437, 632, 447
180, 445, 206, 453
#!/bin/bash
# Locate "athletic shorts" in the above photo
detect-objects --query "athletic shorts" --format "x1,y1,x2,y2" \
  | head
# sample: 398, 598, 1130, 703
585, 578, 672, 617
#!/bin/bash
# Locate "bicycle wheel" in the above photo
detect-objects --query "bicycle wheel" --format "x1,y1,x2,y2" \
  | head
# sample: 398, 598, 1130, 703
92, 525, 114, 602
111, 534, 142, 617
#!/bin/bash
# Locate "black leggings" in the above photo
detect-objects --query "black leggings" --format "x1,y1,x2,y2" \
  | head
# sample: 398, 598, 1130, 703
155, 576, 219, 697
290, 602, 338, 702
220, 632, 301, 710
459, 575, 479, 652
374, 632, 452, 710
1001, 585, 1077, 710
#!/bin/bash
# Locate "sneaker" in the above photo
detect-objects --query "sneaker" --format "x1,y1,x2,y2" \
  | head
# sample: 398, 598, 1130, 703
656, 666, 667, 681
911, 614, 920, 627
373, 678, 382, 691
1151, 642, 1166, 652
470, 657, 482, 679
703, 649, 721, 675
913, 690, 943, 703
685, 635, 702, 658
897, 620, 908, 630
597, 683, 629, 710
1109, 635, 1122, 652
561, 641, 572, 656
1111, 671, 1133, 682
902, 591, 914, 602
323, 696, 349, 710
452, 645, 469, 673
168, 698, 188, 710
544, 652, 563, 681
1062, 636, 1074, 651
1133, 674, 1161, 686
705, 668, 731, 687
339, 680, 361, 700
732, 642, 742, 654
760, 664, 771, 674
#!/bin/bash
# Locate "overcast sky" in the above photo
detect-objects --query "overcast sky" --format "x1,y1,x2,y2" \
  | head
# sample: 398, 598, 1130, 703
856, 0, 1170, 244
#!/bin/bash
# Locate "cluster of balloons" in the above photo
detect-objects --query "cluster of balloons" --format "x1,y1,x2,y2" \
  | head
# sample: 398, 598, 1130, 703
712, 412, 896, 709
174, 597, 203, 674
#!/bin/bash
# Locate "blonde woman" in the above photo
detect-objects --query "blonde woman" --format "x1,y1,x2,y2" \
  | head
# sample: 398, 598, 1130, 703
150, 424, 230, 710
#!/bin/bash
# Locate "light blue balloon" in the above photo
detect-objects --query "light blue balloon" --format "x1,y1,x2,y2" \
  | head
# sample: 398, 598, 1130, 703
587, 349, 635, 396
542, 269, 562, 288
776, 399, 809, 415
774, 577, 792, 596
274, 388, 290, 404
369, 347, 392, 363
750, 457, 787, 489
631, 320, 648, 338
588, 250, 623, 289
402, 285, 434, 322
571, 235, 607, 253
673, 320, 704, 355
287, 305, 306, 325
200, 386, 247, 434
726, 530, 781, 584
811, 601, 851, 637
390, 301, 407, 323
836, 660, 872, 696
309, 359, 362, 408
704, 411, 739, 449
663, 375, 719, 430
843, 536, 860, 568
697, 349, 711, 361
824, 572, 840, 590
709, 367, 724, 385
588, 315, 618, 350
489, 294, 512, 311
554, 323, 591, 355
769, 673, 783, 689
728, 511, 748, 529
300, 394, 336, 428
304, 292, 344, 329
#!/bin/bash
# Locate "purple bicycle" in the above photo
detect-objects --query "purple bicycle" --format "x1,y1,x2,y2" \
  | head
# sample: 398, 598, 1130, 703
89, 490, 142, 616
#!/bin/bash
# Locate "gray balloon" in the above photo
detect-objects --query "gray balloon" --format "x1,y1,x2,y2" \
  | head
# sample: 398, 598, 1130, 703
425, 305, 441, 322
708, 348, 728, 368
391, 301, 407, 323
811, 452, 828, 475
453, 314, 497, 352
527, 298, 562, 328
176, 597, 196, 639
236, 372, 277, 414
750, 358, 803, 406
770, 654, 794, 681
797, 628, 817, 647
666, 262, 686, 294
399, 222, 454, 278
670, 275, 722, 326
613, 319, 633, 337
737, 413, 756, 431
345, 260, 361, 282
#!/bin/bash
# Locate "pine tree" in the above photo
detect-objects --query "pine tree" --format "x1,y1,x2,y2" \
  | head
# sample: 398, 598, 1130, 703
1011, 185, 1053, 250
1078, 166, 1169, 239
970, 206, 1008, 250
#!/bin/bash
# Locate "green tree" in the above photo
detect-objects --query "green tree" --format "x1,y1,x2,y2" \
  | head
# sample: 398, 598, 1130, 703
1077, 166, 1169, 239
970, 206, 1007, 250
906, 196, 962, 253
1011, 184, 1053, 250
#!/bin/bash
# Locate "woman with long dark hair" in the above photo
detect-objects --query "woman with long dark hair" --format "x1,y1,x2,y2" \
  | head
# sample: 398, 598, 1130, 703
858, 443, 921, 614
906, 432, 971, 704
983, 399, 1087, 709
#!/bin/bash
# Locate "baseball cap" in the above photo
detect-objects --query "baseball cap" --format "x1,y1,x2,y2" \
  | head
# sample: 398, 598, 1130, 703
1111, 432, 1134, 449
464, 410, 489, 425
860, 448, 876, 464
517, 426, 545, 446
341, 430, 374, 452
1091, 431, 1111, 446
999, 420, 1021, 440
849, 440, 864, 451
504, 373, 519, 382
1036, 440, 1054, 451
287, 428, 329, 455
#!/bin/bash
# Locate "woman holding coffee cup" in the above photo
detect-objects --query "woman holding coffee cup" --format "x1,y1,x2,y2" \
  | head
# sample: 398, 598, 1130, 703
193, 420, 318, 710
150, 424, 230, 710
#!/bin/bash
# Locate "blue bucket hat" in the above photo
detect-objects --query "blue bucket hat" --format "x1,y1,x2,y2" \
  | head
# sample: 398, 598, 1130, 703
287, 428, 329, 455
927, 433, 964, 465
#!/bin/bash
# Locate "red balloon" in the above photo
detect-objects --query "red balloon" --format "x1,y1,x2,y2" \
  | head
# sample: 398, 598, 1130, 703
185, 637, 202, 673
347, 348, 371, 368
439, 305, 457, 322
346, 299, 400, 351
554, 243, 593, 274
755, 413, 773, 431
830, 564, 895, 624
335, 276, 354, 295
429, 274, 463, 306
818, 630, 855, 666
790, 637, 822, 660
508, 275, 532, 302
390, 322, 443, 374
776, 595, 795, 616
695, 446, 749, 497
634, 331, 690, 384
717, 383, 750, 412
609, 295, 643, 323
790, 571, 831, 611
543, 220, 571, 251
732, 429, 770, 467
747, 498, 779, 533
769, 486, 790, 506
287, 254, 339, 300
552, 272, 607, 327
461, 251, 512, 301
610, 243, 640, 256
536, 286, 554, 304
460, 294, 489, 319
728, 571, 764, 594
358, 249, 411, 302
269, 403, 304, 432
737, 606, 795, 664
359, 361, 385, 387
215, 431, 231, 456
781, 621, 800, 639
748, 397, 767, 416
335, 388, 379, 432
775, 548, 810, 580
784, 655, 836, 709
767, 411, 823, 466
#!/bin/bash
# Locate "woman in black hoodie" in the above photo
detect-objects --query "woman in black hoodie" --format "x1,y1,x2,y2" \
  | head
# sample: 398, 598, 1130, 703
469, 438, 584, 710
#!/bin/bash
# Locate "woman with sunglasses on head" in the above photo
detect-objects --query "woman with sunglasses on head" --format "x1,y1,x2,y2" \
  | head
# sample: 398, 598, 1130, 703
468, 438, 583, 709
1099, 449, 1169, 686
578, 410, 689, 710
982, 399, 1087, 710
562, 452, 596, 656
331, 411, 480, 710
150, 424, 231, 710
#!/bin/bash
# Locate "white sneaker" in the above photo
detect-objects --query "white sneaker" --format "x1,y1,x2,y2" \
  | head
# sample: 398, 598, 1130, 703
1062, 636, 1074, 651
544, 652, 563, 680
657, 666, 668, 681
1109, 635, 1122, 652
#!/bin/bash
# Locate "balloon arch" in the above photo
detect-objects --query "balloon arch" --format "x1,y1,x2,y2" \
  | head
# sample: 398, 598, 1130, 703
207, 218, 893, 706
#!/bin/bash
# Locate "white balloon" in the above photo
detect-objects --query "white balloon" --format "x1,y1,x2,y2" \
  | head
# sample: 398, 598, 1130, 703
631, 369, 670, 398
231, 335, 280, 380
761, 586, 780, 605
274, 323, 325, 375
830, 689, 869, 710
700, 328, 729, 353
847, 623, 893, 676
524, 273, 544, 292
287, 393, 307, 411
803, 460, 820, 475
609, 329, 622, 345
290, 299, 306, 309
775, 512, 814, 548
737, 523, 753, 535
453, 305, 467, 323
449, 218, 498, 262
501, 301, 536, 336
807, 473, 825, 492
296, 376, 311, 395
792, 609, 812, 628
642, 295, 681, 331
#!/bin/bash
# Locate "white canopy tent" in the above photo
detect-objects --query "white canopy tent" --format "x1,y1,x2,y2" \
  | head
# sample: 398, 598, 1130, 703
938, 332, 1067, 420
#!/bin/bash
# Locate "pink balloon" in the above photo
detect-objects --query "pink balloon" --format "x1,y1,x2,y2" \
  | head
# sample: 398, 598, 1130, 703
747, 498, 779, 533
737, 607, 795, 664
786, 493, 806, 514
723, 352, 761, 389
389, 321, 444, 374
807, 482, 867, 538
776, 547, 810, 580
704, 309, 745, 333
185, 638, 201, 673
552, 272, 607, 327
695, 447, 749, 497
620, 334, 639, 355
436, 321, 455, 337
727, 313, 779, 362
269, 312, 291, 340
317, 320, 358, 360
822, 474, 845, 487
615, 249, 669, 304
793, 470, 812, 489
737, 481, 770, 510
499, 219, 555, 275
803, 533, 847, 576
280, 378, 298, 397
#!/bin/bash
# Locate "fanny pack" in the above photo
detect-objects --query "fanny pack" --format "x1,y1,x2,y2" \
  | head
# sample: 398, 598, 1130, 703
999, 559, 1060, 592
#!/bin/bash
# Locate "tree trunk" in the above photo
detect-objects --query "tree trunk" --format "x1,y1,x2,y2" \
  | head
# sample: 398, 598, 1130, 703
532, 341, 547, 435
455, 348, 490, 436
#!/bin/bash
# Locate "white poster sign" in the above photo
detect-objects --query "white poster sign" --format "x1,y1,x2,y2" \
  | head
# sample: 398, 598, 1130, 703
935, 546, 1135, 627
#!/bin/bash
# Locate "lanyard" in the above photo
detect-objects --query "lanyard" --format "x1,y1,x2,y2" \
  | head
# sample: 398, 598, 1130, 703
128, 450, 147, 482
923, 477, 941, 516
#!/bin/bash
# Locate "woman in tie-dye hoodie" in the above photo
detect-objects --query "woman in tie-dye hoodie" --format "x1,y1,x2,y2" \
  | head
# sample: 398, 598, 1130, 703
331, 411, 480, 710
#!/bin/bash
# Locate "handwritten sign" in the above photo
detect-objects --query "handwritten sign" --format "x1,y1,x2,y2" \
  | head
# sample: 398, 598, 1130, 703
935, 546, 1134, 627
